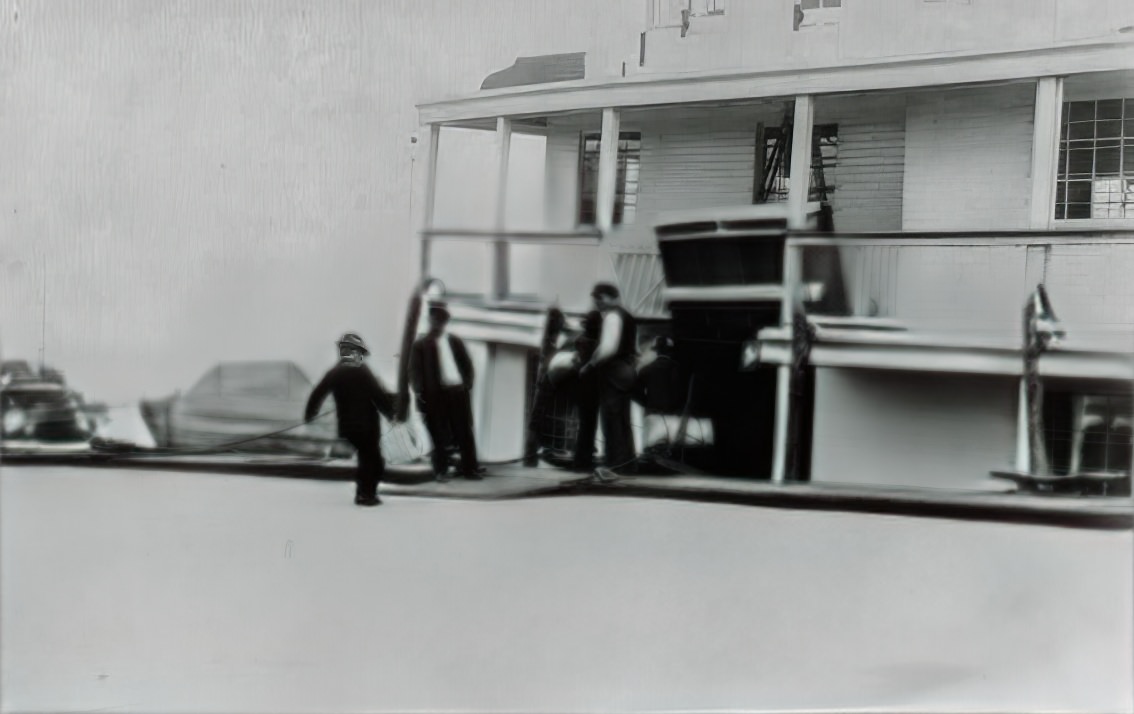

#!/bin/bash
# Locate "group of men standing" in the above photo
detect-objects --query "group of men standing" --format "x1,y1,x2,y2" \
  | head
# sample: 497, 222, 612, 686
304, 282, 640, 506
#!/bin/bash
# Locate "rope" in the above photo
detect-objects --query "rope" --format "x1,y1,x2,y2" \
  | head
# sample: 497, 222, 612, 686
88, 409, 340, 458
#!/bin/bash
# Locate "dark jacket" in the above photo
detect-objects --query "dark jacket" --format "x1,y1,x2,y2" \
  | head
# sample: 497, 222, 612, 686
305, 363, 397, 437
632, 355, 686, 414
410, 332, 474, 407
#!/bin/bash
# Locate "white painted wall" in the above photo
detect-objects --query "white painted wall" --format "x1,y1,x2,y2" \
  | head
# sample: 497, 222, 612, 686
817, 95, 906, 232
638, 0, 1134, 76
811, 369, 1018, 489
636, 125, 758, 216
902, 84, 1035, 231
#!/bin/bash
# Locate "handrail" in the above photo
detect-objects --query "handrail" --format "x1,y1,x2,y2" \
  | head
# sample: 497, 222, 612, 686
789, 230, 1134, 248
421, 228, 602, 245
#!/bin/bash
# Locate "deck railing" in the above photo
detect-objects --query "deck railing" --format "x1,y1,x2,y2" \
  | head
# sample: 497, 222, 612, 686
788, 230, 1134, 348
422, 228, 606, 311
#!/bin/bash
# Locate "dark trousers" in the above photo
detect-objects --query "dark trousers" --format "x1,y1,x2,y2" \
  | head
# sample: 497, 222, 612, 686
573, 371, 601, 470
599, 359, 637, 471
344, 430, 384, 498
422, 387, 479, 476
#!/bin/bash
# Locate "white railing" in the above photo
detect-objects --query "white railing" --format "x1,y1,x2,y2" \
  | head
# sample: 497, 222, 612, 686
422, 228, 605, 311
786, 231, 1134, 347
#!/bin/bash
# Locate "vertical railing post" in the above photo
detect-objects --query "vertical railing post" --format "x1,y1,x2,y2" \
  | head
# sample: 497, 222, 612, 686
493, 117, 512, 300
772, 239, 802, 483
1015, 378, 1031, 473
772, 95, 814, 483
418, 123, 441, 281
596, 108, 621, 234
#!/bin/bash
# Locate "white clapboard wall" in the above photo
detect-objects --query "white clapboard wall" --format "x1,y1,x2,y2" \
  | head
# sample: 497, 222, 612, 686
636, 124, 758, 216
902, 83, 1035, 231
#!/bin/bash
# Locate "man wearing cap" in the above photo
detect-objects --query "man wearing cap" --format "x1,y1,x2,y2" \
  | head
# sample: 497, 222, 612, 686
410, 303, 483, 481
305, 333, 397, 506
580, 282, 639, 474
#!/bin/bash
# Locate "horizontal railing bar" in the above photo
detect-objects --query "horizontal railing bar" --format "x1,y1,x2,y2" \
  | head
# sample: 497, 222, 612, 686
789, 230, 1134, 248
422, 228, 602, 244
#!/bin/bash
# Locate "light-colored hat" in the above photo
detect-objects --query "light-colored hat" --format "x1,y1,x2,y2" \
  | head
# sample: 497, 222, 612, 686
337, 333, 369, 355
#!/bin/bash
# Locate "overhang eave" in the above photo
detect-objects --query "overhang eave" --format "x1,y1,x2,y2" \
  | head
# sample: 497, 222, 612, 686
418, 39, 1134, 125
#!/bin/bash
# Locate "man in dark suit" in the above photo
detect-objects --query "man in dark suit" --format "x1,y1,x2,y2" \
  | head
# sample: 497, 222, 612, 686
305, 333, 397, 506
410, 303, 483, 481
580, 283, 639, 475
571, 310, 604, 472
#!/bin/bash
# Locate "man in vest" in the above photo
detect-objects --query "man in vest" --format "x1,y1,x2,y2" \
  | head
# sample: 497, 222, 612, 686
410, 302, 483, 481
305, 333, 398, 506
580, 282, 639, 474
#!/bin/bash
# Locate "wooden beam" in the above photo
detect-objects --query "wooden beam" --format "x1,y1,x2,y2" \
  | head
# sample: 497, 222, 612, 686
596, 108, 621, 233
418, 123, 441, 280
493, 117, 512, 300
418, 41, 1134, 125
786, 95, 814, 230
1029, 76, 1064, 230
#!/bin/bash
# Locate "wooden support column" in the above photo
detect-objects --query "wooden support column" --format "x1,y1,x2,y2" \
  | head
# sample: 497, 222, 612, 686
1015, 378, 1031, 473
595, 108, 621, 234
1029, 77, 1064, 230
417, 123, 441, 281
772, 96, 814, 483
493, 117, 512, 300
786, 95, 814, 230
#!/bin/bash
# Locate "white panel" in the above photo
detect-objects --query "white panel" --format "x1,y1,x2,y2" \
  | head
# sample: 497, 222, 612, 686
478, 345, 531, 463
811, 369, 1018, 488
902, 84, 1035, 230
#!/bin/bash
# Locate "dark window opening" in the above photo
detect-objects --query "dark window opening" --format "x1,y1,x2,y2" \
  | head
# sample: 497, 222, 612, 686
578, 132, 642, 227
1055, 97, 1134, 220
1043, 389, 1132, 480
757, 123, 837, 204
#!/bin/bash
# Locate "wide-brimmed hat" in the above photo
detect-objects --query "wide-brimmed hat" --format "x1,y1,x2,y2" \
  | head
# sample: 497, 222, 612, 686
337, 333, 369, 355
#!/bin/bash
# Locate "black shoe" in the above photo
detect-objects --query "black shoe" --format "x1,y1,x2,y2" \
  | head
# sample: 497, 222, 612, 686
435, 473, 452, 483
354, 495, 382, 506
460, 470, 484, 480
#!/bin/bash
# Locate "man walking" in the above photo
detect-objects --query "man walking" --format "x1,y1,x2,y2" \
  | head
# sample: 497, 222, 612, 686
305, 333, 397, 506
580, 283, 638, 475
410, 303, 483, 481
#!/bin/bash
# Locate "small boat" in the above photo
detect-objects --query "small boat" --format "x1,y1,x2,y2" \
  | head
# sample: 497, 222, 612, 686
139, 361, 353, 458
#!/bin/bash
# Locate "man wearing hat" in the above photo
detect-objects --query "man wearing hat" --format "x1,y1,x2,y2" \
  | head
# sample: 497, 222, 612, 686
305, 332, 398, 506
410, 302, 483, 481
580, 282, 639, 474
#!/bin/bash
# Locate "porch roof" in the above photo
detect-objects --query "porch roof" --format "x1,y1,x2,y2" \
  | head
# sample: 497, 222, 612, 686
418, 39, 1134, 126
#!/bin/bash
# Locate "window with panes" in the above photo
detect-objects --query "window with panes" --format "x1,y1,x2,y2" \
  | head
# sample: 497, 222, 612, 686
1056, 98, 1134, 220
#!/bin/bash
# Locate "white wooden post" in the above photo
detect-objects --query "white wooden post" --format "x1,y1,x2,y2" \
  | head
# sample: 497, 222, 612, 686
1015, 378, 1030, 473
418, 123, 441, 280
493, 117, 512, 300
1029, 77, 1064, 230
771, 96, 814, 483
786, 95, 815, 231
596, 108, 621, 234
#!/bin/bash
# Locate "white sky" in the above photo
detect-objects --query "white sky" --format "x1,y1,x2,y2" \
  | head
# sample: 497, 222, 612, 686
0, 0, 640, 404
